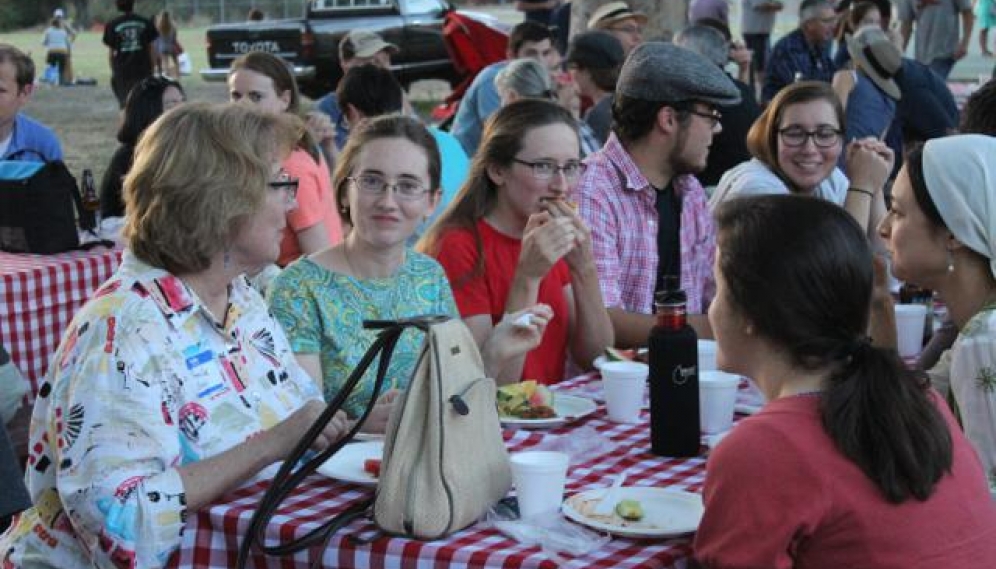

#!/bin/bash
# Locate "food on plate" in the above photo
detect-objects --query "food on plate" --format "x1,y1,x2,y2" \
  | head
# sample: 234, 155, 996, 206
615, 498, 644, 521
497, 380, 556, 419
566, 494, 662, 529
363, 458, 382, 478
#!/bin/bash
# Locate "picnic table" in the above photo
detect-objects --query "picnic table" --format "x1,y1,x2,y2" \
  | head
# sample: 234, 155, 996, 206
169, 373, 711, 569
0, 244, 122, 402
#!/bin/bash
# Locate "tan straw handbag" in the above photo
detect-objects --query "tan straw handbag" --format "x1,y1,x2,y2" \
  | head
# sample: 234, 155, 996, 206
238, 316, 510, 568
374, 317, 511, 539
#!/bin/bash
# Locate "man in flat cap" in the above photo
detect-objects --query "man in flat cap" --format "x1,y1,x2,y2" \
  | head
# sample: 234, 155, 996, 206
587, 1, 647, 55
575, 42, 740, 346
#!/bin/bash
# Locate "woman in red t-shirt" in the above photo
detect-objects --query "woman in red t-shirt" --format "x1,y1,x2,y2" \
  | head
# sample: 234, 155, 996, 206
419, 99, 613, 384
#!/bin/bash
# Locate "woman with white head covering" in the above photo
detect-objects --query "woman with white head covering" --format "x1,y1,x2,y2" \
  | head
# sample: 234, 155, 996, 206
878, 134, 996, 488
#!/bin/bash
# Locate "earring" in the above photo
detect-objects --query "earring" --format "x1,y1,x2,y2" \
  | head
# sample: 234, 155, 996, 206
223, 247, 232, 270
947, 249, 955, 273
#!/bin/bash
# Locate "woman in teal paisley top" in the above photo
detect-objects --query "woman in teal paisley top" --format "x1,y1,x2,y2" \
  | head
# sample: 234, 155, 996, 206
268, 115, 552, 432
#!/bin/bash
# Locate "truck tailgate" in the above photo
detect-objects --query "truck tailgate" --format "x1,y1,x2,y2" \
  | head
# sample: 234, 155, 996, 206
207, 21, 304, 68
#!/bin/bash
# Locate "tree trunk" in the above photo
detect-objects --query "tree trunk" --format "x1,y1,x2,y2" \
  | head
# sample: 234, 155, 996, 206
570, 0, 690, 43
71, 0, 90, 28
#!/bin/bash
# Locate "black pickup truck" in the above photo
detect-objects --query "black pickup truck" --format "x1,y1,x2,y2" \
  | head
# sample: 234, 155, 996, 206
201, 0, 503, 99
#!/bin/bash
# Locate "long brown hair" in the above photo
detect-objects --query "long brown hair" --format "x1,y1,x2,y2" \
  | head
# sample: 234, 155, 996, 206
745, 81, 844, 192
229, 52, 319, 162
714, 195, 952, 502
417, 99, 577, 281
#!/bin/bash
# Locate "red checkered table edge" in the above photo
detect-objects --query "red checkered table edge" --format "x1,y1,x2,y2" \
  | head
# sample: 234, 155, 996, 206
172, 374, 706, 569
0, 246, 122, 401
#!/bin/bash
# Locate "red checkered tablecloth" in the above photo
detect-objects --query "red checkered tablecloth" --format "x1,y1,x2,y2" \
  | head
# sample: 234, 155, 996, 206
170, 375, 707, 569
0, 245, 122, 401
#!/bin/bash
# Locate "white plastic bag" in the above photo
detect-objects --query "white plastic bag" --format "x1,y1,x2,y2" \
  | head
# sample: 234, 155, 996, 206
483, 504, 611, 564
178, 52, 192, 76
42, 64, 59, 85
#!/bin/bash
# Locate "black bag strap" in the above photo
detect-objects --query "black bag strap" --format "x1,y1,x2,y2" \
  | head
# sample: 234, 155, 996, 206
236, 315, 451, 568
4, 149, 48, 162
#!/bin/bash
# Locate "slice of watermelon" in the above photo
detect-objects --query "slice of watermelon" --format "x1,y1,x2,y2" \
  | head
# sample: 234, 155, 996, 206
604, 347, 637, 361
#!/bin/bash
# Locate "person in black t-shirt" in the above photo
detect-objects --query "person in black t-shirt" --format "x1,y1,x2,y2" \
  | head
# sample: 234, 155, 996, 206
102, 0, 158, 108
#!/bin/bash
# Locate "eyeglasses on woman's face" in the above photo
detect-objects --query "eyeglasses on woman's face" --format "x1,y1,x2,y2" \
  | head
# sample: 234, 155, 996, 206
778, 125, 843, 148
349, 173, 430, 201
268, 169, 299, 200
512, 158, 586, 182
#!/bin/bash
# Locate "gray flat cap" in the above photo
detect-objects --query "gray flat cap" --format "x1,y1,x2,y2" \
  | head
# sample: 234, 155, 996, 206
617, 42, 741, 106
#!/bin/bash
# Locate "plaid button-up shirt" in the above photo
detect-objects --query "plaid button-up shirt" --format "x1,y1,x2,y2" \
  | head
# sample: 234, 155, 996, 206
575, 134, 716, 315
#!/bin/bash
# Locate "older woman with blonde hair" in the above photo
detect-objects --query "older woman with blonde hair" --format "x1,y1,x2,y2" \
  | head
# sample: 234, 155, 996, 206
0, 103, 349, 568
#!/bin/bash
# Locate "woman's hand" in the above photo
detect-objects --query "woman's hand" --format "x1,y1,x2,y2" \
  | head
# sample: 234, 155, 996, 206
845, 138, 894, 193
542, 199, 594, 274
483, 305, 554, 379
517, 211, 577, 280
267, 400, 350, 460
360, 389, 401, 434
868, 254, 898, 349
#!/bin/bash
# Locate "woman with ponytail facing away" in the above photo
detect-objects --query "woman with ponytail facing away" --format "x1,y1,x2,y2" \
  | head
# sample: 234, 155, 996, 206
694, 195, 996, 569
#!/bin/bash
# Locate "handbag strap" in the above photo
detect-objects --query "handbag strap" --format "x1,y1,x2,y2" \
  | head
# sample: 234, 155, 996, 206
3, 149, 48, 162
236, 315, 451, 567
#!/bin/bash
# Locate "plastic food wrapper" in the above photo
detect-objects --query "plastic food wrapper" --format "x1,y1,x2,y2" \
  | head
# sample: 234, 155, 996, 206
529, 426, 617, 466
483, 500, 611, 564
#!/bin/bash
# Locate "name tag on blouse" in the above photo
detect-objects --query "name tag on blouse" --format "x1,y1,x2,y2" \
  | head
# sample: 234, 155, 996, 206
184, 345, 214, 370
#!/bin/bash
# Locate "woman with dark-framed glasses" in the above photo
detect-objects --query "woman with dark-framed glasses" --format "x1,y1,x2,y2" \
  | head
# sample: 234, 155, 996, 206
267, 115, 553, 433
419, 99, 613, 385
0, 103, 353, 568
710, 81, 893, 237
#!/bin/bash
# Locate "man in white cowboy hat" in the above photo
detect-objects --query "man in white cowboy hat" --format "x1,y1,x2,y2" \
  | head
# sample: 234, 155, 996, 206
587, 1, 648, 55
316, 30, 400, 150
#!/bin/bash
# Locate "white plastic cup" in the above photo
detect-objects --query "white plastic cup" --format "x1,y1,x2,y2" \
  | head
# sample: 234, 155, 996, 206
698, 340, 718, 372
509, 451, 569, 519
601, 361, 648, 423
895, 304, 927, 358
699, 371, 740, 434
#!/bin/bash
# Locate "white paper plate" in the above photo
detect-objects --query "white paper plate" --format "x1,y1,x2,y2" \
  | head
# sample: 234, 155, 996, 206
499, 394, 597, 429
316, 441, 382, 486
562, 486, 704, 539
734, 403, 763, 415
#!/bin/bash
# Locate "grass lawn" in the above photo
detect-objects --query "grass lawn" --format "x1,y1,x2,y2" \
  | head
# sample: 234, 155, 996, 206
7, 26, 229, 181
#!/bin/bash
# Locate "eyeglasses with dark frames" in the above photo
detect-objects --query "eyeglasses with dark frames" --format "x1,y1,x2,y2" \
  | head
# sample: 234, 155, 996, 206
512, 158, 587, 181
349, 173, 430, 201
778, 126, 843, 148
685, 108, 723, 129
268, 170, 299, 200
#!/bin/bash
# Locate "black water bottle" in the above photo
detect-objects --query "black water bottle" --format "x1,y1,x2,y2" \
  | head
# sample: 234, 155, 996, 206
648, 277, 700, 457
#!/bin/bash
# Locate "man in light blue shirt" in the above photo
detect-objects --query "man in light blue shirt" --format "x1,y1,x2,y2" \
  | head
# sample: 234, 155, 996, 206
450, 21, 559, 156
0, 44, 63, 162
